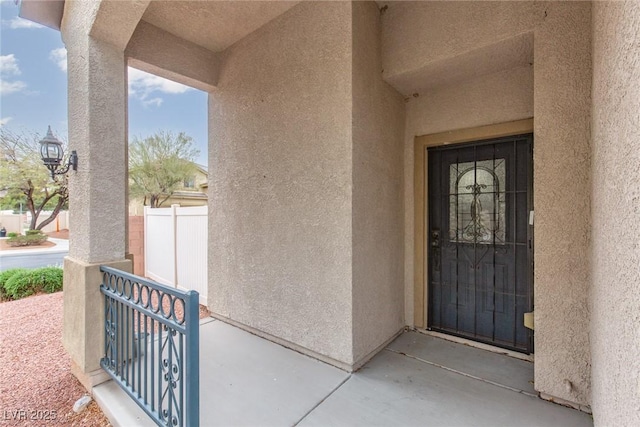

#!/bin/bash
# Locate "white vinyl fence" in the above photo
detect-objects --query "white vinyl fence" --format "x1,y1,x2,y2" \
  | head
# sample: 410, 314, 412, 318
144, 205, 208, 305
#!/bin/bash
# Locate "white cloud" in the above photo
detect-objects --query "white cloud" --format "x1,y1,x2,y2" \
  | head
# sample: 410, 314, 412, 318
2, 17, 44, 29
128, 67, 192, 108
0, 54, 26, 95
49, 48, 67, 72
142, 97, 163, 108
0, 117, 13, 127
0, 79, 26, 95
0, 54, 20, 76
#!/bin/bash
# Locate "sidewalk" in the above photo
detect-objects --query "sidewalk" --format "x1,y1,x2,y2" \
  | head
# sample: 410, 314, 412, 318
95, 319, 593, 427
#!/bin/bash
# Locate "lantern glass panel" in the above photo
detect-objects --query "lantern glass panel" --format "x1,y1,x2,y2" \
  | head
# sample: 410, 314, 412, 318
50, 144, 61, 160
41, 142, 62, 163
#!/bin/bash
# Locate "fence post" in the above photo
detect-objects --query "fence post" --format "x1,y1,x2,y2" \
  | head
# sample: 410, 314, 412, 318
185, 290, 200, 426
171, 204, 179, 287
143, 206, 149, 278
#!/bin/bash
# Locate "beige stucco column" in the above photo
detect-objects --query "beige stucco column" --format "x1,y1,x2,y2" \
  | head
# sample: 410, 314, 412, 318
533, 1, 592, 408
62, 34, 131, 390
591, 2, 640, 425
59, 0, 145, 390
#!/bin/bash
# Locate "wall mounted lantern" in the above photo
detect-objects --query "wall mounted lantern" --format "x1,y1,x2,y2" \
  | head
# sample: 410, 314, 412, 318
39, 125, 77, 180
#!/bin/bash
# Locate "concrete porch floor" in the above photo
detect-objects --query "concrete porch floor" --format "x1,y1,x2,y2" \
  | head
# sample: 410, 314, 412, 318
94, 318, 593, 427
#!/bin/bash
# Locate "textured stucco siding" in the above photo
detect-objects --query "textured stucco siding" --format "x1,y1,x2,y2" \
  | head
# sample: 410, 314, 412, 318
533, 1, 592, 406
591, 1, 640, 424
208, 1, 355, 364
62, 0, 129, 264
351, 1, 405, 363
60, 0, 147, 388
126, 20, 221, 92
381, 1, 542, 86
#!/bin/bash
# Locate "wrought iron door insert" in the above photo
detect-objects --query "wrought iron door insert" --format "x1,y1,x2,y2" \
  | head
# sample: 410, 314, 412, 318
427, 134, 533, 353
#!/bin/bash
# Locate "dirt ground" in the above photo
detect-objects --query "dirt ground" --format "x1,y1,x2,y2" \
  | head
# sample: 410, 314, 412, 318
0, 292, 210, 426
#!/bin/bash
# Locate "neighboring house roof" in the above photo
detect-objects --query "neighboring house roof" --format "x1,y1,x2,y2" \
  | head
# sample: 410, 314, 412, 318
170, 191, 207, 200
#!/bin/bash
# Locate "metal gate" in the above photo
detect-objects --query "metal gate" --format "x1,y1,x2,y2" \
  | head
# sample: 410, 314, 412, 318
100, 266, 200, 426
427, 134, 533, 353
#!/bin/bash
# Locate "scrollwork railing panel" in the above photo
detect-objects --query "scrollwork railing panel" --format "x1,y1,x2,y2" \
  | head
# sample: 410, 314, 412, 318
99, 266, 199, 427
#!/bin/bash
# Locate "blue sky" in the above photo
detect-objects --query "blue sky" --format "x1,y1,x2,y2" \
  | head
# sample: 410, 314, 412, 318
0, 1, 208, 165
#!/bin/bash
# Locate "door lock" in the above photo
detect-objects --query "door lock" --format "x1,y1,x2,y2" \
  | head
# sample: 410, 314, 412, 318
431, 229, 440, 247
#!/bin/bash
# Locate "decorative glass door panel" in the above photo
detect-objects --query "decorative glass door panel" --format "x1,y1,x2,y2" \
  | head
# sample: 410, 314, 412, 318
427, 135, 533, 353
449, 159, 506, 244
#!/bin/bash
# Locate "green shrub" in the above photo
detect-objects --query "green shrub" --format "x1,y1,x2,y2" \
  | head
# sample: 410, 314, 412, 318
0, 268, 28, 300
25, 229, 44, 236
0, 269, 24, 287
0, 267, 63, 300
4, 270, 35, 299
7, 232, 18, 238
32, 267, 64, 294
7, 233, 48, 247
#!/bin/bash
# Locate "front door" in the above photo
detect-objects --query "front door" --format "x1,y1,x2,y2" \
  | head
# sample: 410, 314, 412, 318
427, 134, 533, 353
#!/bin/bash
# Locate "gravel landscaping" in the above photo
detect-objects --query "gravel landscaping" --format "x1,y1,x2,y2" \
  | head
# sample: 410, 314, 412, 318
0, 291, 211, 426
0, 292, 109, 426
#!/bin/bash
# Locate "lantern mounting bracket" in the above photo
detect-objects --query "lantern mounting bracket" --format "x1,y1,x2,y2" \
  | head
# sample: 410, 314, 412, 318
45, 150, 78, 180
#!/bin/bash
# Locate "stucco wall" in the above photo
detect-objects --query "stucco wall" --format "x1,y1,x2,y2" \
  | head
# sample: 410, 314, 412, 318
533, 1, 592, 406
351, 1, 405, 363
591, 1, 640, 424
62, 0, 128, 264
126, 20, 220, 92
208, 1, 355, 365
60, 0, 148, 388
387, 1, 592, 406
381, 1, 542, 91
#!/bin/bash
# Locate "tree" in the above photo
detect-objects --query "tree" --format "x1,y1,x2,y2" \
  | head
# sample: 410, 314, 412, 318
0, 127, 69, 230
129, 131, 200, 208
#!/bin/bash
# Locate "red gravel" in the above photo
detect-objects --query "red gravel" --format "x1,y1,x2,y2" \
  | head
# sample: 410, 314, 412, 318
0, 292, 109, 426
0, 292, 211, 426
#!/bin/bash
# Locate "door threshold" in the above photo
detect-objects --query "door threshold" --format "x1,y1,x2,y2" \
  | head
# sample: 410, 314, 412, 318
415, 329, 534, 362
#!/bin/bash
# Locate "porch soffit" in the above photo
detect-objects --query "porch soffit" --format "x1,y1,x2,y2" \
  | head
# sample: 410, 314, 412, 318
386, 32, 534, 97
141, 0, 301, 53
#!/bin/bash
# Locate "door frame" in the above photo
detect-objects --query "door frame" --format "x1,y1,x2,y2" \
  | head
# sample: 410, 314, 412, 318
413, 118, 534, 328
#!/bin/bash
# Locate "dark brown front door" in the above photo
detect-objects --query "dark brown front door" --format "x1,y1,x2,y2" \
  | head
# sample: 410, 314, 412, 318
427, 134, 533, 353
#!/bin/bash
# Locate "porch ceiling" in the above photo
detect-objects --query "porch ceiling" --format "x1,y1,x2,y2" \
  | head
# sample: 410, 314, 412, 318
385, 32, 534, 96
142, 1, 300, 53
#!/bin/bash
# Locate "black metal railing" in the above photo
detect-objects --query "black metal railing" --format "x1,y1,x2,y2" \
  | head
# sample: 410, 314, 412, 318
100, 266, 199, 427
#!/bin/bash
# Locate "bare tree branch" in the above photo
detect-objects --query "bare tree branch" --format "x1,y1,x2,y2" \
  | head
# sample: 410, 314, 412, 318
1, 127, 69, 230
